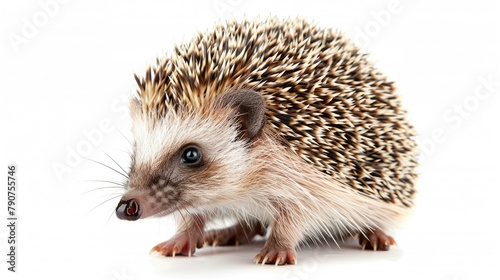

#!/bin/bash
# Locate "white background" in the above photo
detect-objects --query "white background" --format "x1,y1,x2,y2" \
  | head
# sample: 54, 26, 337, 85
1, 0, 499, 279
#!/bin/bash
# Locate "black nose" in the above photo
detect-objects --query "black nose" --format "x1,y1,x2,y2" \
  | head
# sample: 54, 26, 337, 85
116, 199, 142, 221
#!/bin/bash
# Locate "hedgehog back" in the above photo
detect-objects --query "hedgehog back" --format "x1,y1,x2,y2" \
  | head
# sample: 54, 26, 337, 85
135, 18, 418, 207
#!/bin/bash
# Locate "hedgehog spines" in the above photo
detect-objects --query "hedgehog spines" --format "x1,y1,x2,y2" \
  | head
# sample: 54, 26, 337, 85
134, 17, 418, 207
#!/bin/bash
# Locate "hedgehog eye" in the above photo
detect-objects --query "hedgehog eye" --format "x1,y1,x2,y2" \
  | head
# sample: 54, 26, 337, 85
181, 146, 202, 166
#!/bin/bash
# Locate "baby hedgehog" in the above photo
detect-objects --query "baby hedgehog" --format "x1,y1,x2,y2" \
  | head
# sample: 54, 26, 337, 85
115, 17, 418, 265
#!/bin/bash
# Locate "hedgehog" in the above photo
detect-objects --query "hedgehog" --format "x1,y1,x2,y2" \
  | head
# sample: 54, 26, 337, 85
114, 17, 418, 265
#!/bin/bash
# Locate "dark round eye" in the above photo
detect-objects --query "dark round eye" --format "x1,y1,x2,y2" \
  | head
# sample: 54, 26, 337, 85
181, 146, 202, 166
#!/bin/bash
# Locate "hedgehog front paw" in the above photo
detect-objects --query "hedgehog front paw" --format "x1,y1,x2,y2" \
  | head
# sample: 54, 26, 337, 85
254, 245, 297, 265
359, 228, 396, 251
204, 221, 266, 246
151, 233, 204, 257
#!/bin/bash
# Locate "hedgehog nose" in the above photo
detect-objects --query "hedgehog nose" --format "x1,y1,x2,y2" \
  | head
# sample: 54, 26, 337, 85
116, 199, 142, 221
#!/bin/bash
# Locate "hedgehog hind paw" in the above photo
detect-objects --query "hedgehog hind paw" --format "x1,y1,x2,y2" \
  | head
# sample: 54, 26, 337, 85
359, 229, 396, 251
204, 220, 266, 246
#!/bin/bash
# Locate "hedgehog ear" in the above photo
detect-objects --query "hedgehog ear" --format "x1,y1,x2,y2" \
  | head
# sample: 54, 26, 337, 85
216, 89, 266, 140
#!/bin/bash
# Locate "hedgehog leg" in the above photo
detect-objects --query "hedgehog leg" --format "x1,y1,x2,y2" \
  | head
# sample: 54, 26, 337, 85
359, 228, 396, 251
204, 220, 267, 246
254, 210, 300, 265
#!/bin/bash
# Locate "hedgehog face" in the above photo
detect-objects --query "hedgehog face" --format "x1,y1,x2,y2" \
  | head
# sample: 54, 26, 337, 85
115, 90, 266, 221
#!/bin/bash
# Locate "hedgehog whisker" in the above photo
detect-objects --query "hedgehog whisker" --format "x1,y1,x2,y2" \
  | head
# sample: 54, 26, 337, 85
78, 186, 126, 197
80, 179, 126, 187
85, 194, 123, 218
116, 127, 134, 147
105, 206, 118, 227
84, 157, 129, 179
103, 151, 130, 178
174, 205, 193, 243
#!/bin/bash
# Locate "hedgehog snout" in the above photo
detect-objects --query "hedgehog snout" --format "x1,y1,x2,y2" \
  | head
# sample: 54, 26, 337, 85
116, 198, 142, 221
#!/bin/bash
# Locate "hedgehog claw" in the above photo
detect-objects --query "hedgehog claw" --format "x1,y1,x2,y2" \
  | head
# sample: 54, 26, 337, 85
361, 239, 367, 250
212, 239, 219, 247
254, 246, 296, 265
149, 246, 158, 255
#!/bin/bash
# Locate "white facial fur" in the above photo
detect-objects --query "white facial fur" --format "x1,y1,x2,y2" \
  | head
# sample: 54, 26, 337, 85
126, 98, 252, 218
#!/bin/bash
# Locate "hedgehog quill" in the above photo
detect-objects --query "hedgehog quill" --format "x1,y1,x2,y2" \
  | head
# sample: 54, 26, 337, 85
115, 18, 418, 265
